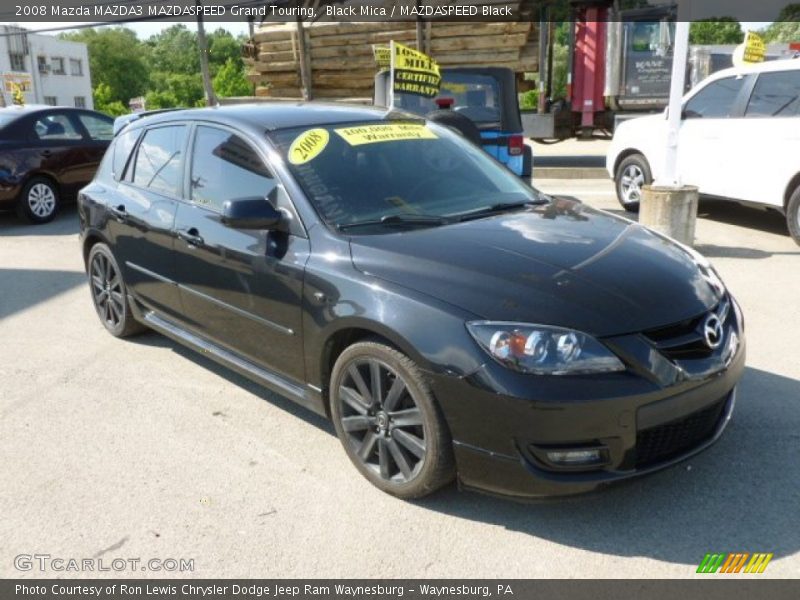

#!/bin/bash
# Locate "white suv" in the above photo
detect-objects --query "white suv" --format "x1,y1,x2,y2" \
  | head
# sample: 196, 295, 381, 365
607, 58, 800, 245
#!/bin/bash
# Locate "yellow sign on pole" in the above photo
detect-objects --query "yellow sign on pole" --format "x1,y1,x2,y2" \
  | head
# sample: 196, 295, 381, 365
390, 41, 441, 100
743, 31, 766, 63
3, 72, 33, 93
373, 45, 391, 70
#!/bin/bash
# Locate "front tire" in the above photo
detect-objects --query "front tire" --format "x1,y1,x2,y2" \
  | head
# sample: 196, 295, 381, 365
787, 186, 800, 246
87, 243, 145, 338
17, 176, 60, 224
330, 341, 455, 499
615, 154, 652, 213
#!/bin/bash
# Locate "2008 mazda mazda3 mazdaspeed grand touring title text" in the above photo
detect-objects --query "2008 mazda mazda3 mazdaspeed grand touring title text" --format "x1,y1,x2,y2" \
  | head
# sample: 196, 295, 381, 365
78, 104, 745, 500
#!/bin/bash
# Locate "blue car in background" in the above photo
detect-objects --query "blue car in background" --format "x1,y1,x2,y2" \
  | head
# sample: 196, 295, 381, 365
374, 67, 532, 179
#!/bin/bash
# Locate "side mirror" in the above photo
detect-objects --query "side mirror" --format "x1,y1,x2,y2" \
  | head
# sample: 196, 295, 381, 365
221, 197, 284, 230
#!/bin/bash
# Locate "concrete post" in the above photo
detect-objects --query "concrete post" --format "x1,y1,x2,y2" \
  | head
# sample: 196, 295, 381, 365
640, 185, 699, 247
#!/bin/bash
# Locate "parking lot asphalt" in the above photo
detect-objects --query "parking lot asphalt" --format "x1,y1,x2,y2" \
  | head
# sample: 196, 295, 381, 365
1, 179, 798, 579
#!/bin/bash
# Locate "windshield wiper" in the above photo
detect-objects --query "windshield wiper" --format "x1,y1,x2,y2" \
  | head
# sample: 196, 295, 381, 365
337, 213, 451, 231
453, 198, 549, 222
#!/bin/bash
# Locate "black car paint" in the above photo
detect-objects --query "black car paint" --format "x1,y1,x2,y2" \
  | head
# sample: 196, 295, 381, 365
0, 107, 112, 208
79, 104, 745, 498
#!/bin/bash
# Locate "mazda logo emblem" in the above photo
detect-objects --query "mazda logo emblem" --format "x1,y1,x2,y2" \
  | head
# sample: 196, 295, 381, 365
703, 313, 724, 349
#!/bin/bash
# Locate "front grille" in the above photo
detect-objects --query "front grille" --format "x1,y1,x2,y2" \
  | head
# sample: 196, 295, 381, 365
635, 398, 726, 468
643, 295, 731, 361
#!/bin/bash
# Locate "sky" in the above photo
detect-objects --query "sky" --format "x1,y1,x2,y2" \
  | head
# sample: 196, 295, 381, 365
24, 21, 251, 40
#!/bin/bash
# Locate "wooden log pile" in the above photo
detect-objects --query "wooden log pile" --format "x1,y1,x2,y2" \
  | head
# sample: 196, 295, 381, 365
246, 18, 538, 100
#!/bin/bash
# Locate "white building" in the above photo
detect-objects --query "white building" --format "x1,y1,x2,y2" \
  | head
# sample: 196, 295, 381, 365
0, 25, 93, 109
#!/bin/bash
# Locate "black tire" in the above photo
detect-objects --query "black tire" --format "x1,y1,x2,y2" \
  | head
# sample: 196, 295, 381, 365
426, 110, 483, 147
16, 176, 60, 224
614, 153, 652, 213
522, 145, 533, 179
87, 243, 146, 338
330, 341, 455, 499
787, 185, 800, 246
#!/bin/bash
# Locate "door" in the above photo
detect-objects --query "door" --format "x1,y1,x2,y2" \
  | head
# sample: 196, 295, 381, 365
172, 125, 309, 381
726, 69, 800, 206
110, 124, 187, 318
27, 110, 91, 196
677, 74, 749, 197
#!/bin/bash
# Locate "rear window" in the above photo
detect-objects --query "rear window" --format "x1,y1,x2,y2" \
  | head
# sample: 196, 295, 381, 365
112, 128, 140, 181
392, 73, 502, 126
745, 70, 800, 118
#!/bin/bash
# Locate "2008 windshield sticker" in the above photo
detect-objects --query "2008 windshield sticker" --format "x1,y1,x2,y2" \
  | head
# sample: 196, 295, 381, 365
335, 123, 437, 146
288, 128, 329, 165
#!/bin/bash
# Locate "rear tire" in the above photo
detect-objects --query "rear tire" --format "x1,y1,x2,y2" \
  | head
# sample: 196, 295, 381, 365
87, 243, 146, 338
787, 186, 800, 246
17, 176, 60, 224
330, 341, 455, 499
614, 154, 652, 213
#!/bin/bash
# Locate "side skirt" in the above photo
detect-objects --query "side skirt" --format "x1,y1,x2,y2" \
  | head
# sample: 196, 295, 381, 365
128, 295, 327, 418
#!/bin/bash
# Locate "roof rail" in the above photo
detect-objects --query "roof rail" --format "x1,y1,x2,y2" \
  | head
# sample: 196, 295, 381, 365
112, 108, 183, 136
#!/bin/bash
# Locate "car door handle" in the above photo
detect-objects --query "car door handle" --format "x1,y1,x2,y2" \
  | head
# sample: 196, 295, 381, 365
177, 228, 204, 247
40, 149, 52, 158
108, 204, 127, 222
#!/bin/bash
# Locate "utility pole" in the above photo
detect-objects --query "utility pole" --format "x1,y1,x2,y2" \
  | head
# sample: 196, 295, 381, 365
196, 0, 217, 106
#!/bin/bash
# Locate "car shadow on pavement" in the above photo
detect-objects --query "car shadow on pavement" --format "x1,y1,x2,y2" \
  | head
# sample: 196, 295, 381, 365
694, 244, 800, 260
131, 331, 334, 434
0, 206, 80, 237
419, 366, 800, 567
697, 199, 789, 237
0, 268, 86, 320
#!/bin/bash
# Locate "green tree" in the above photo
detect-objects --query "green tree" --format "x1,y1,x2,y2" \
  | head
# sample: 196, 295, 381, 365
762, 5, 800, 42
213, 58, 252, 97
208, 29, 245, 75
146, 25, 199, 75
60, 28, 148, 105
689, 19, 744, 45
93, 82, 128, 117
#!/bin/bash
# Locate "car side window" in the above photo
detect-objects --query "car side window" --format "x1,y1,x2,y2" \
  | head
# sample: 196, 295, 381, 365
189, 125, 276, 212
112, 129, 140, 182
684, 76, 746, 119
131, 125, 186, 197
32, 113, 83, 141
745, 70, 800, 118
77, 113, 114, 140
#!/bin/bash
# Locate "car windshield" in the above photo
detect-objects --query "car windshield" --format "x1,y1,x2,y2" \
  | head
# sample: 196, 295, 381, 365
270, 120, 543, 233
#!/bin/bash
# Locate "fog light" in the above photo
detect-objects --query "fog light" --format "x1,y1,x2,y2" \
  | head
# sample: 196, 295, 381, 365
546, 449, 603, 466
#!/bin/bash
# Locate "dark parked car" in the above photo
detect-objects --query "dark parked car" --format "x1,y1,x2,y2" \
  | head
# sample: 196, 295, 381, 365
78, 104, 745, 499
0, 105, 113, 223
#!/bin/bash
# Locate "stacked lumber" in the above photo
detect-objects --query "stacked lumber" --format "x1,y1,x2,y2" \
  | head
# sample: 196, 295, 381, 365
246, 18, 538, 100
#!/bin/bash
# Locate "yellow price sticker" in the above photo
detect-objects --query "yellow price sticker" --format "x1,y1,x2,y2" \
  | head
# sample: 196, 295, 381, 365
288, 128, 329, 165
335, 123, 437, 146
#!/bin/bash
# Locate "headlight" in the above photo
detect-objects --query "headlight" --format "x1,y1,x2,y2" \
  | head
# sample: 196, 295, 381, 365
466, 322, 625, 375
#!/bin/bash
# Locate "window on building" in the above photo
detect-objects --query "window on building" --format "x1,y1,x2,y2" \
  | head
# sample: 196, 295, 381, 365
745, 70, 800, 118
189, 126, 275, 212
43, 96, 58, 106
683, 76, 746, 119
74, 96, 86, 108
37, 56, 48, 74
9, 53, 26, 72
69, 58, 82, 76
51, 57, 65, 75
132, 126, 187, 196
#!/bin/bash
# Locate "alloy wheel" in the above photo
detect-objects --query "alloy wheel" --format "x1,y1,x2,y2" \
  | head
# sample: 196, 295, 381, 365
90, 252, 125, 329
27, 183, 56, 218
337, 359, 427, 483
620, 164, 645, 205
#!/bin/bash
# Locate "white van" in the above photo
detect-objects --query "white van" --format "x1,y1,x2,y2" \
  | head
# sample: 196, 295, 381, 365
607, 58, 800, 244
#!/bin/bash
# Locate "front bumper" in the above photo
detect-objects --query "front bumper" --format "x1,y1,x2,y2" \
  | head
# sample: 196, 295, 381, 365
430, 315, 745, 499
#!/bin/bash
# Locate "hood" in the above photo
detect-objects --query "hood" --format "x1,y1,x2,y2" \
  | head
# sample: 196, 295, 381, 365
348, 199, 720, 337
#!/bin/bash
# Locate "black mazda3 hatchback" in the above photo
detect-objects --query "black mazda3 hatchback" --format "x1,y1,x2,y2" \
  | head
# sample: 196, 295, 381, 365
78, 104, 745, 500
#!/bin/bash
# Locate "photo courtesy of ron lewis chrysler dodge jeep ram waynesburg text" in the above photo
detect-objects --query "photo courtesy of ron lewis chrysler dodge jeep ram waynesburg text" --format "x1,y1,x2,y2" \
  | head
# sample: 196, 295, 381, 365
79, 103, 744, 500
